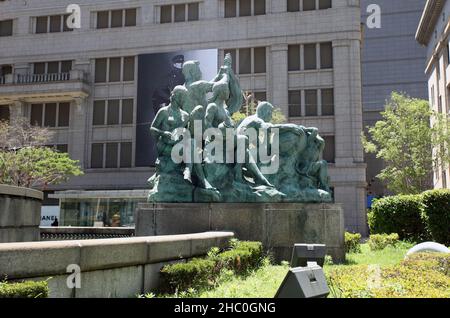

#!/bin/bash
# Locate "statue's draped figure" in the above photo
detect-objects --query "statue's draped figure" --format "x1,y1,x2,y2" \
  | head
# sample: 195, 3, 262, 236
148, 54, 332, 203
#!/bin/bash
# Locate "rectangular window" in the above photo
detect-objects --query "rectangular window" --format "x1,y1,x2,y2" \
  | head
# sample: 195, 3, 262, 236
254, 0, 266, 15
304, 44, 317, 70
288, 45, 300, 71
253, 47, 266, 73
58, 103, 70, 127
93, 100, 106, 125
254, 92, 267, 103
30, 104, 43, 126
47, 62, 59, 74
321, 89, 334, 116
120, 142, 132, 168
287, 0, 300, 12
36, 16, 48, 34
61, 61, 72, 73
56, 144, 68, 153
111, 10, 123, 28
44, 103, 57, 127
175, 4, 186, 22
34, 63, 46, 75
239, 0, 251, 17
121, 99, 134, 124
303, 0, 316, 11
109, 58, 121, 82
305, 90, 318, 116
0, 20, 13, 37
323, 136, 335, 163
95, 58, 107, 83
239, 48, 252, 74
0, 106, 10, 122
225, 0, 237, 18
49, 15, 61, 33
188, 3, 200, 21
125, 9, 137, 27
105, 143, 118, 168
288, 90, 302, 117
319, 0, 332, 9
97, 11, 109, 29
320, 42, 333, 69
107, 100, 120, 125
91, 144, 104, 168
123, 56, 135, 81
63, 14, 73, 32
161, 5, 172, 23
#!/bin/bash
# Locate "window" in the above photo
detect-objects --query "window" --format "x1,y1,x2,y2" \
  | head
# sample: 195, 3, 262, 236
91, 144, 104, 168
287, 0, 300, 12
254, 92, 267, 103
91, 142, 133, 168
188, 3, 200, 21
160, 3, 200, 23
225, 0, 265, 18
320, 42, 333, 69
0, 19, 13, 37
319, 0, 332, 10
95, 57, 135, 83
93, 99, 134, 126
304, 44, 317, 70
35, 15, 73, 33
0, 65, 13, 76
321, 89, 334, 116
323, 136, 335, 163
56, 144, 68, 153
303, 0, 316, 11
305, 89, 318, 116
0, 106, 10, 122
161, 6, 172, 23
288, 90, 302, 117
288, 45, 301, 71
30, 103, 70, 128
33, 61, 72, 74
225, 47, 266, 74
96, 9, 137, 28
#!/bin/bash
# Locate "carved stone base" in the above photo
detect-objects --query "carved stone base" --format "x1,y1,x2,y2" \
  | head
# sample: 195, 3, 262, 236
135, 202, 345, 263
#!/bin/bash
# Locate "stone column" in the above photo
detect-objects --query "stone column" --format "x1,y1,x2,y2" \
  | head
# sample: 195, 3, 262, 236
270, 0, 287, 13
68, 97, 88, 167
270, 44, 289, 117
9, 100, 25, 124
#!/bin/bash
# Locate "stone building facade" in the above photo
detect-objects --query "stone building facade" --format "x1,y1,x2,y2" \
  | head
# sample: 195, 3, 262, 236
0, 0, 367, 234
416, 0, 450, 190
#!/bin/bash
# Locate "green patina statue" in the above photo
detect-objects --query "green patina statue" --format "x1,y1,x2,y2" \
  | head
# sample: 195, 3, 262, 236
148, 54, 332, 203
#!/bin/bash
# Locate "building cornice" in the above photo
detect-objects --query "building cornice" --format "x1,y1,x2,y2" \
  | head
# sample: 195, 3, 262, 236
416, 0, 447, 45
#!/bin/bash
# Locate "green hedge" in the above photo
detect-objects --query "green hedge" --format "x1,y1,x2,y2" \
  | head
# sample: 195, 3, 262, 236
368, 195, 428, 242
0, 281, 48, 298
344, 232, 361, 254
368, 233, 399, 251
422, 190, 450, 246
160, 240, 264, 293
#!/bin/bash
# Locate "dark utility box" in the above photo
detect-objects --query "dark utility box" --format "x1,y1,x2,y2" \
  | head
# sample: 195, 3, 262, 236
290, 244, 327, 267
275, 265, 329, 298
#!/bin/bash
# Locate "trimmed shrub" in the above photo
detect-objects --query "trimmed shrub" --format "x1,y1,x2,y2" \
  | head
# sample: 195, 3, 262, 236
0, 281, 48, 298
368, 233, 399, 251
217, 241, 264, 274
327, 253, 450, 298
368, 195, 428, 242
160, 258, 216, 293
422, 190, 450, 246
345, 232, 361, 254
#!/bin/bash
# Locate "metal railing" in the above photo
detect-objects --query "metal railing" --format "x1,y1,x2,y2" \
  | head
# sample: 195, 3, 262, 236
40, 226, 135, 241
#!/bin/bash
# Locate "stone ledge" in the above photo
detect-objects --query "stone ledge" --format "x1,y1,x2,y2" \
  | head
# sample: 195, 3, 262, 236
0, 184, 43, 201
0, 231, 234, 279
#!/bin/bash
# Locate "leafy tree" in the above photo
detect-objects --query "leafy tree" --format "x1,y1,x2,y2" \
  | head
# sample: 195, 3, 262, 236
362, 92, 450, 194
0, 118, 83, 189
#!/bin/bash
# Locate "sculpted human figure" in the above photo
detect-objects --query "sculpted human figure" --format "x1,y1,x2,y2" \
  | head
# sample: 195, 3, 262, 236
150, 85, 215, 191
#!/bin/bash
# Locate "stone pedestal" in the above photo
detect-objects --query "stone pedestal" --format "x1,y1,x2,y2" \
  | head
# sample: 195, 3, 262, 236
135, 203, 345, 263
0, 185, 43, 243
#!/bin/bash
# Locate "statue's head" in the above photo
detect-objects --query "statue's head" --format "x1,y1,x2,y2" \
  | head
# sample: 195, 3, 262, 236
256, 101, 274, 122
182, 60, 202, 83
170, 85, 189, 107
211, 77, 230, 102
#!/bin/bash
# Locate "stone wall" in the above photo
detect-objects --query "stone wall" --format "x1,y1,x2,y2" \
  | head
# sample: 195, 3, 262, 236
0, 231, 233, 298
135, 203, 345, 263
0, 185, 43, 243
